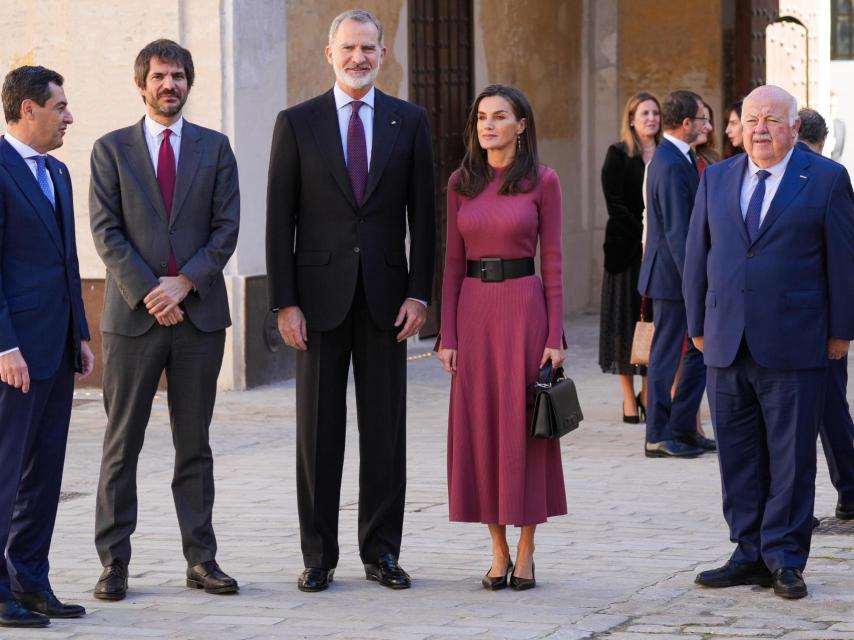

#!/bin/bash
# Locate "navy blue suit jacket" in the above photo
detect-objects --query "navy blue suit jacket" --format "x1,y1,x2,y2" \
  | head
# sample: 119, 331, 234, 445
638, 137, 700, 301
683, 146, 854, 369
0, 137, 89, 380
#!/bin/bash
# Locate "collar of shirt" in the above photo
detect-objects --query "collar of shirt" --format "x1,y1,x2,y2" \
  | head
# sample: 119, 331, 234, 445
740, 146, 795, 222
145, 114, 184, 140
3, 131, 54, 194
745, 146, 793, 182
662, 133, 693, 162
144, 115, 183, 173
333, 83, 375, 112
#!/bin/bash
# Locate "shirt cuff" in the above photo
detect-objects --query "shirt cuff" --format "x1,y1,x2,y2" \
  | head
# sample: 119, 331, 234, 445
0, 347, 20, 357
406, 297, 428, 307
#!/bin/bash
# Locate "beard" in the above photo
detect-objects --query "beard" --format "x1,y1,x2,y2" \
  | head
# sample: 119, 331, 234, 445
334, 61, 381, 91
147, 90, 188, 118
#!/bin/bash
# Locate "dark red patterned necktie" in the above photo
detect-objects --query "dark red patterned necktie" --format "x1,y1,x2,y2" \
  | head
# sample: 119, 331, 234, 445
157, 129, 178, 276
347, 101, 369, 205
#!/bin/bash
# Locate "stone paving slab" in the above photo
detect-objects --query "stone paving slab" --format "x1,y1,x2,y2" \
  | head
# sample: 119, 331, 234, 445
2, 314, 852, 639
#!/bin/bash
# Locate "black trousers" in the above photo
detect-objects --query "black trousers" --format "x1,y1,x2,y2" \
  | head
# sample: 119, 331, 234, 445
295, 275, 407, 569
95, 321, 225, 567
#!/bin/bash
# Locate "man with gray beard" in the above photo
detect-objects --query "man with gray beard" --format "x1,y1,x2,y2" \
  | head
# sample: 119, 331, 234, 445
266, 9, 435, 592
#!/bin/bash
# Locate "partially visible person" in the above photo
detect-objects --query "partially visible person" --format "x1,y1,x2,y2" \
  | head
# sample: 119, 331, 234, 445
0, 65, 93, 628
599, 91, 660, 424
638, 90, 712, 458
693, 102, 720, 172
437, 84, 567, 591
90, 39, 240, 601
797, 107, 854, 523
686, 85, 854, 599
723, 99, 744, 158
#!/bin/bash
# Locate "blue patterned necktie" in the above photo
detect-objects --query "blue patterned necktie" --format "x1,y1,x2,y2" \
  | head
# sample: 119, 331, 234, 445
33, 155, 55, 209
744, 169, 770, 242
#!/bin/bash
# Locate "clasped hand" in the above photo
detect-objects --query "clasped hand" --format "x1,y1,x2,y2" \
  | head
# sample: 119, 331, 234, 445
144, 275, 193, 326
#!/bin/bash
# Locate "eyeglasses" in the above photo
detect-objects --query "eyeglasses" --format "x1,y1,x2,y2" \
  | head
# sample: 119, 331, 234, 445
692, 116, 710, 123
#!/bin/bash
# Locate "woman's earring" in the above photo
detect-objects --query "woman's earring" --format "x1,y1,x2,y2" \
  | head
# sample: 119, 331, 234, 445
517, 135, 521, 152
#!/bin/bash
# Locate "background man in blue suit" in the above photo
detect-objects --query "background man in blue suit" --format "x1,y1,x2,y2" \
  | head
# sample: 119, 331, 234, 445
685, 86, 854, 599
797, 108, 854, 523
639, 90, 714, 458
0, 66, 93, 627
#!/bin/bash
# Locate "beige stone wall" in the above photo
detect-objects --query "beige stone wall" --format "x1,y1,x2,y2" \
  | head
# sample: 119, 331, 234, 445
618, 0, 723, 146
0, 0, 224, 279
473, 0, 588, 313
286, 0, 407, 104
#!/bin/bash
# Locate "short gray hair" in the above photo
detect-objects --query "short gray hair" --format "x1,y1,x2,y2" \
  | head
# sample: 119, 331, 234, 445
328, 10, 384, 46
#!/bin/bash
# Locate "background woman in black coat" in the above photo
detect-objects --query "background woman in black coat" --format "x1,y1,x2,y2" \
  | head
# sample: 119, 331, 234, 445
598, 91, 660, 423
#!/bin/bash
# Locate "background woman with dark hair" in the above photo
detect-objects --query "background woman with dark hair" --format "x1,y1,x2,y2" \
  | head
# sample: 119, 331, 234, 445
723, 99, 744, 158
599, 92, 660, 423
693, 102, 719, 172
437, 85, 567, 591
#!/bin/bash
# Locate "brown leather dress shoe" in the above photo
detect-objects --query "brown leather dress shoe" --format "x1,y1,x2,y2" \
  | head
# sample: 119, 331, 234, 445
13, 590, 85, 618
94, 560, 128, 601
0, 599, 49, 628
186, 560, 239, 594
364, 553, 411, 589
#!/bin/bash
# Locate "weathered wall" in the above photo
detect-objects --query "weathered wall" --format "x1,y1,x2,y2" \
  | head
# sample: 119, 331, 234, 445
286, 0, 407, 104
618, 0, 724, 146
473, 0, 587, 314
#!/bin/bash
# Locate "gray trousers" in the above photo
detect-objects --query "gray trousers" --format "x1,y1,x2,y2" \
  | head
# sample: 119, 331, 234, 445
95, 321, 225, 567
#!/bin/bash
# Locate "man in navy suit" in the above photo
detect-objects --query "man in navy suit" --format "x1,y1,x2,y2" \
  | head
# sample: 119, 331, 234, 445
685, 86, 854, 599
639, 90, 714, 458
797, 108, 854, 523
0, 66, 94, 627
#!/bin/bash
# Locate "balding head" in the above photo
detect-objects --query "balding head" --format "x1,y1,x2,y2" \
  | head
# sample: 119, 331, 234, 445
741, 85, 800, 168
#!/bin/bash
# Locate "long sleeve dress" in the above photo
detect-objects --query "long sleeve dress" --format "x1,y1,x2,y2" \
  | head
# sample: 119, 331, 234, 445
598, 142, 648, 376
439, 164, 567, 526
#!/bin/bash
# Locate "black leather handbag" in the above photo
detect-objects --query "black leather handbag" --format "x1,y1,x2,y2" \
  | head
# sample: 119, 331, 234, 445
529, 363, 583, 439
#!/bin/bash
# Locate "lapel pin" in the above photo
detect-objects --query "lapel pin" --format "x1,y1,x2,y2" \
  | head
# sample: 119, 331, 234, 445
58, 167, 63, 175
390, 120, 398, 126
799, 175, 807, 179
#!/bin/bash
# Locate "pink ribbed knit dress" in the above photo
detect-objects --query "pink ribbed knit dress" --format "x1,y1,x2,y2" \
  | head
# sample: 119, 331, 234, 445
439, 164, 567, 526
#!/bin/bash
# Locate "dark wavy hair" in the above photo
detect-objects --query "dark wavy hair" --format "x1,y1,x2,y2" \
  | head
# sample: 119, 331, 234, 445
134, 39, 195, 93
2, 66, 64, 123
455, 84, 539, 198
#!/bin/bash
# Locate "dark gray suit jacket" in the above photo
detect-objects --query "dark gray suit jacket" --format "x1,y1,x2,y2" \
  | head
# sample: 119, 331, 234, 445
90, 118, 239, 336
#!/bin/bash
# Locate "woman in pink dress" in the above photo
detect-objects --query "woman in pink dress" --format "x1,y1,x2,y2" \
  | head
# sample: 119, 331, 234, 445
437, 85, 567, 591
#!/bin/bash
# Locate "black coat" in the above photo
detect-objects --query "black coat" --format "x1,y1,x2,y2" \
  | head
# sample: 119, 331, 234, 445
601, 142, 645, 274
266, 89, 436, 331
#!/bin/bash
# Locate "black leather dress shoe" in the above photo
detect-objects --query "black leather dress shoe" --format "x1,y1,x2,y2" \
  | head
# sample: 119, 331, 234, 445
836, 500, 854, 520
676, 431, 717, 451
187, 560, 238, 594
13, 590, 85, 618
773, 567, 807, 599
94, 560, 128, 600
509, 563, 536, 591
813, 516, 821, 529
0, 599, 49, 627
365, 553, 411, 589
298, 568, 334, 592
482, 560, 513, 591
694, 561, 773, 588
644, 439, 704, 458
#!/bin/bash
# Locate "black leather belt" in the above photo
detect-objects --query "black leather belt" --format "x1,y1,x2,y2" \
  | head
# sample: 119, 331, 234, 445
465, 257, 535, 282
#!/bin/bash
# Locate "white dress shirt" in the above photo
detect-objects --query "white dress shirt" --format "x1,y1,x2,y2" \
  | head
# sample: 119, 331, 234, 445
662, 133, 694, 166
739, 147, 794, 225
143, 115, 183, 173
1, 133, 58, 357
333, 83, 374, 166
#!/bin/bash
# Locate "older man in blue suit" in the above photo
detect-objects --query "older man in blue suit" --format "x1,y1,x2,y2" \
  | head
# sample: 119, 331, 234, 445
0, 66, 94, 627
639, 90, 713, 458
684, 85, 854, 599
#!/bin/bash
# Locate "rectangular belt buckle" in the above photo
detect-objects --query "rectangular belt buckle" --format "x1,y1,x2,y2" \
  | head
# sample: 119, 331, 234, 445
480, 257, 504, 282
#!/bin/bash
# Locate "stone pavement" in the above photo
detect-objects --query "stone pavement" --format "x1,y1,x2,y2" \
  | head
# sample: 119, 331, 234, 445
5, 314, 854, 640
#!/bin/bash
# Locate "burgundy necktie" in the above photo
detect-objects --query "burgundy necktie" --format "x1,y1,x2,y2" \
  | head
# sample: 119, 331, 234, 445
157, 129, 178, 276
347, 101, 369, 205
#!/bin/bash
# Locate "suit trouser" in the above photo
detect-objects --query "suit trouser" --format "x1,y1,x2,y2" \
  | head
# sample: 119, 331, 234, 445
295, 275, 407, 569
95, 321, 225, 567
707, 341, 825, 571
819, 356, 854, 505
645, 298, 706, 442
0, 346, 74, 599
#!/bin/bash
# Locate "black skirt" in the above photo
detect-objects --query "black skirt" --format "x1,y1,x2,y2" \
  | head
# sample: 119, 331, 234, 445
598, 262, 650, 376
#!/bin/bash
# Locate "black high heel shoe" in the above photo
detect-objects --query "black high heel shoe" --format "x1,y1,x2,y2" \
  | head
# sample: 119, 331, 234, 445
509, 562, 536, 591
636, 392, 647, 422
622, 400, 640, 424
482, 559, 513, 591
